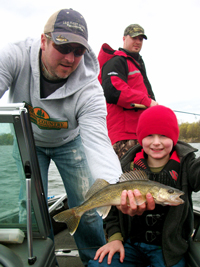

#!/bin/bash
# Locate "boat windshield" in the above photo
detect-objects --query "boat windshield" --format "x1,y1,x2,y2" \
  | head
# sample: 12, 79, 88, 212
0, 104, 50, 239
0, 122, 38, 232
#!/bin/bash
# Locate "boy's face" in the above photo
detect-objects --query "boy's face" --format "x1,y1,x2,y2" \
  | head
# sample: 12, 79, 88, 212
142, 134, 173, 166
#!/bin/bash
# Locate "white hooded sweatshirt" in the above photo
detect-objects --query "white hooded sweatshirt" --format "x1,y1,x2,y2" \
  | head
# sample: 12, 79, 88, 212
0, 38, 122, 183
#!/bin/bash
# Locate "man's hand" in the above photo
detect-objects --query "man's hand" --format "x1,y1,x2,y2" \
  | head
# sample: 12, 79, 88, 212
150, 99, 159, 107
117, 189, 155, 216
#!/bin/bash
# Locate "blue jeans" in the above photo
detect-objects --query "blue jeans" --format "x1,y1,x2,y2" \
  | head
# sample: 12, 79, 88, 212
36, 135, 106, 265
88, 239, 185, 267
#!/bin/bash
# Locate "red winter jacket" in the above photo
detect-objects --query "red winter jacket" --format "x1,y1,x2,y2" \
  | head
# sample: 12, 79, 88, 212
98, 43, 155, 145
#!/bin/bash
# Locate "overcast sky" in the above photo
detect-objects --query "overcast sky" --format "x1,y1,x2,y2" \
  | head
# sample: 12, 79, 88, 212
0, 0, 200, 123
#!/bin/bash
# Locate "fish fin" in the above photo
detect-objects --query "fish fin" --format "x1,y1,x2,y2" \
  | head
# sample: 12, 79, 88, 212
119, 170, 149, 182
53, 208, 81, 235
96, 206, 112, 219
85, 179, 110, 200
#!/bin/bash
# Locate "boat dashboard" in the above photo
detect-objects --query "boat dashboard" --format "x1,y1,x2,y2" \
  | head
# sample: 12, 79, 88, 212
0, 103, 56, 267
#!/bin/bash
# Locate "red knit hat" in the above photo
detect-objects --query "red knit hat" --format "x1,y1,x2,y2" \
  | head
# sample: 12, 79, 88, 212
136, 105, 179, 145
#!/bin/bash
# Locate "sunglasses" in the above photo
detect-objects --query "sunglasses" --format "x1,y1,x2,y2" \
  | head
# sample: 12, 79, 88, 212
45, 34, 86, 57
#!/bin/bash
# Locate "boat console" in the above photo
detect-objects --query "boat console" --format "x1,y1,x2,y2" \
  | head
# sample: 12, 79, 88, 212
0, 103, 56, 266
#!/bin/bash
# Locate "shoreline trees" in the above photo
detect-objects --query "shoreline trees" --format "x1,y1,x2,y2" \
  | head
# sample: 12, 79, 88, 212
1, 120, 200, 145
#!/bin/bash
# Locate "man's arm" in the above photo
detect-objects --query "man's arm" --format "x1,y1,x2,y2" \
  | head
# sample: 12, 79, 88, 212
0, 42, 24, 99
0, 45, 15, 98
77, 83, 122, 184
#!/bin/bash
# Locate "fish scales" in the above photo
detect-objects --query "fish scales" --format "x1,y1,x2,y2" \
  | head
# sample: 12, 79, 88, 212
77, 180, 160, 212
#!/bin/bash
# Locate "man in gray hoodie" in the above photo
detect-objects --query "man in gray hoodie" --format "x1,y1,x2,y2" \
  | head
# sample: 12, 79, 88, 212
0, 8, 123, 265
0, 8, 155, 266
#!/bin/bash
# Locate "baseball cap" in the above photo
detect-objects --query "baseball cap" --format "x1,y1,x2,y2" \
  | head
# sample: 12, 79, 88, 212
124, 24, 147, 40
44, 8, 89, 50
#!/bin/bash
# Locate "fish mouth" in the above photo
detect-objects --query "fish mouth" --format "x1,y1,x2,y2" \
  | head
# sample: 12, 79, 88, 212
156, 194, 184, 206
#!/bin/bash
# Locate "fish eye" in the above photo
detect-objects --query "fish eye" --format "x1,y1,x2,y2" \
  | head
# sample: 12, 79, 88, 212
168, 189, 174, 194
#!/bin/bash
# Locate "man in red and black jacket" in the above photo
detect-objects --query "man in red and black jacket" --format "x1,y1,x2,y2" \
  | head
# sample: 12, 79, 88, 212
98, 24, 158, 159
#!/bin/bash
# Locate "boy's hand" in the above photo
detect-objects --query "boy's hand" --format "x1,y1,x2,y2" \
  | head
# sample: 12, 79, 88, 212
93, 240, 124, 264
117, 190, 155, 216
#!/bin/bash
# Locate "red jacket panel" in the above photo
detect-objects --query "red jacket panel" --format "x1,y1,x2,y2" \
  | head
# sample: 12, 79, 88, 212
98, 43, 153, 145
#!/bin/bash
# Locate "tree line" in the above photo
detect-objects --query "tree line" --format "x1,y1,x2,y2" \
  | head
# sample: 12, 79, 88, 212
0, 133, 13, 145
0, 120, 200, 145
179, 120, 200, 143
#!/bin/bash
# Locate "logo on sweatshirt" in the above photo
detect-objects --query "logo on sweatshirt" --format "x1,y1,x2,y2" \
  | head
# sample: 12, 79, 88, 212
26, 103, 68, 130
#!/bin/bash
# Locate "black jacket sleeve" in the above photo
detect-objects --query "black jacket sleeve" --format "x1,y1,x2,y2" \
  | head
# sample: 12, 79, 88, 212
101, 56, 128, 104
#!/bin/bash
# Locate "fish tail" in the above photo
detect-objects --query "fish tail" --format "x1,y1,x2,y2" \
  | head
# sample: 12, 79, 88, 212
53, 208, 81, 235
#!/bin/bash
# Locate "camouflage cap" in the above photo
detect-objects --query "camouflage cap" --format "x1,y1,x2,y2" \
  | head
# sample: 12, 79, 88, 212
124, 24, 147, 40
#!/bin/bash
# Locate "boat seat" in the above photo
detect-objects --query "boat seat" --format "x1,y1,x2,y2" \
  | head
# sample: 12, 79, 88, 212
4, 238, 56, 267
0, 244, 24, 267
186, 238, 200, 267
186, 217, 200, 267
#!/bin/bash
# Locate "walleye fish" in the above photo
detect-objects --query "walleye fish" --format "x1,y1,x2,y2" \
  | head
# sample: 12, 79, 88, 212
53, 170, 184, 235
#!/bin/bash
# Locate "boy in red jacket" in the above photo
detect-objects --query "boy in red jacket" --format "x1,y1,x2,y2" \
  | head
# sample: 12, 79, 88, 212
88, 105, 200, 267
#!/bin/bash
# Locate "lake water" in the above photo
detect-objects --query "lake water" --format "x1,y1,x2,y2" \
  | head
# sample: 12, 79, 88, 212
48, 143, 200, 206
